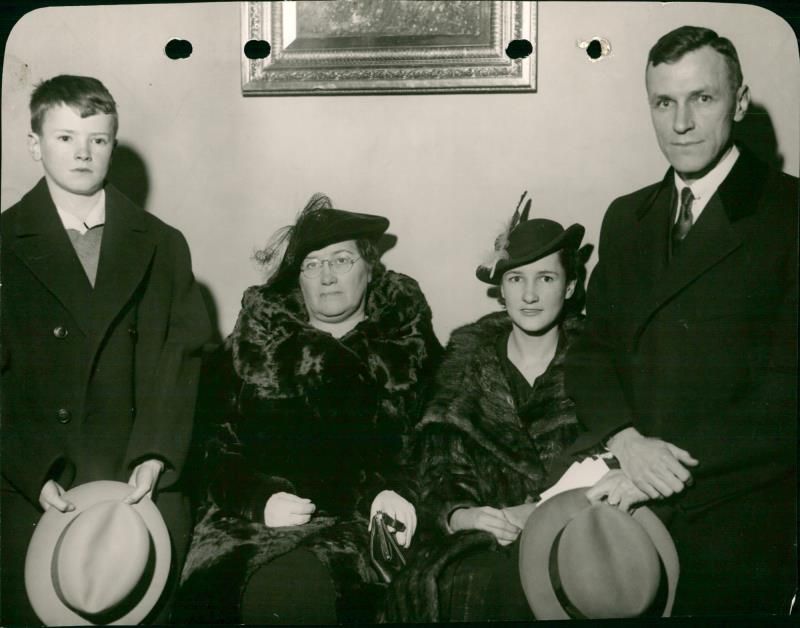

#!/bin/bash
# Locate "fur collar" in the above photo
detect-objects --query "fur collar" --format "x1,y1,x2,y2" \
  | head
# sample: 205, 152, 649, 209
418, 311, 583, 480
230, 269, 436, 398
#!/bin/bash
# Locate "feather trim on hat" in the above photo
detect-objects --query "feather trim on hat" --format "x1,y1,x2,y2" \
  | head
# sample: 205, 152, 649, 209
254, 193, 335, 283
478, 191, 531, 278
254, 225, 293, 282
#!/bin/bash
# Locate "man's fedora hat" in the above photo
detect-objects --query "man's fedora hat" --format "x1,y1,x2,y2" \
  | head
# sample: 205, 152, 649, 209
477, 192, 584, 285
519, 488, 679, 619
24, 480, 171, 626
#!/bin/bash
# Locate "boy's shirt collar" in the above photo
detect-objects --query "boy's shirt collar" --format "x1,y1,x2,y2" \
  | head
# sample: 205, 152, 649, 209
55, 190, 106, 235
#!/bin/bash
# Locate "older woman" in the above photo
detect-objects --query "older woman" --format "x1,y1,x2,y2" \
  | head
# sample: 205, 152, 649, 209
384, 194, 588, 622
174, 194, 441, 624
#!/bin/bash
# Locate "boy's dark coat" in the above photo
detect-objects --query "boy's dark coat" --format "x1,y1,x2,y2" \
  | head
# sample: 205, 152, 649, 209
174, 269, 442, 623
1, 178, 211, 623
383, 311, 583, 622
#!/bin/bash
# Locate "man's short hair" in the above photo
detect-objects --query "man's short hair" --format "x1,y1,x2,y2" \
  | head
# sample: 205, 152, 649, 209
30, 75, 118, 135
647, 25, 743, 91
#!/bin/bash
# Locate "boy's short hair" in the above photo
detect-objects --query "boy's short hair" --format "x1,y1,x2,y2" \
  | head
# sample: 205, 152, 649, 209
647, 25, 743, 92
30, 75, 118, 135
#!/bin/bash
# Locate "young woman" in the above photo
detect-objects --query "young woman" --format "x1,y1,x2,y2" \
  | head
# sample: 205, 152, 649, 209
385, 195, 589, 622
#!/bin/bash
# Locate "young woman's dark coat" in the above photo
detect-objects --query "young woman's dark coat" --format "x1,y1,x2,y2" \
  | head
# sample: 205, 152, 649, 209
383, 311, 584, 622
174, 269, 441, 623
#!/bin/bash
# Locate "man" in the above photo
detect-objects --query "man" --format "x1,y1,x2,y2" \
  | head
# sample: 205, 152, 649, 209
568, 26, 797, 615
1, 75, 211, 624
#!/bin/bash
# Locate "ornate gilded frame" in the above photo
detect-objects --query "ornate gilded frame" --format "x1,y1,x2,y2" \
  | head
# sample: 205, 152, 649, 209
241, 1, 537, 95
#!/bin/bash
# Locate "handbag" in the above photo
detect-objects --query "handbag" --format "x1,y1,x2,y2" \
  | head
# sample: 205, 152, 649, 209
369, 511, 407, 584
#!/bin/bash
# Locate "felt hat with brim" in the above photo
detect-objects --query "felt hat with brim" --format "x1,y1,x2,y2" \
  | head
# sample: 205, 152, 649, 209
24, 480, 171, 626
476, 218, 584, 285
519, 488, 679, 619
290, 208, 389, 266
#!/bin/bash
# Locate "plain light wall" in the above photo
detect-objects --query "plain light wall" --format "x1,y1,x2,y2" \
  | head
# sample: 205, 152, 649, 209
3, 2, 798, 343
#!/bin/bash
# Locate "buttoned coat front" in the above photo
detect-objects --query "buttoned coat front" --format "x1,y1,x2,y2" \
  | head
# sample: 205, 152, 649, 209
566, 149, 797, 510
1, 179, 211, 623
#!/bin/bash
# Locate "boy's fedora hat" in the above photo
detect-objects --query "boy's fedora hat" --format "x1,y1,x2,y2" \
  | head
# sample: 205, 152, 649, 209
519, 488, 679, 619
476, 192, 584, 284
24, 480, 171, 626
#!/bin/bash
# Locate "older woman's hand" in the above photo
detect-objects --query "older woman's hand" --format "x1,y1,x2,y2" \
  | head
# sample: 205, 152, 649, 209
264, 492, 316, 527
585, 469, 650, 513
370, 490, 417, 548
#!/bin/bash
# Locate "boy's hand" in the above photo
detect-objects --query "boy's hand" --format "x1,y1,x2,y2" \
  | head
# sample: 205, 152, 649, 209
124, 459, 165, 504
39, 480, 75, 512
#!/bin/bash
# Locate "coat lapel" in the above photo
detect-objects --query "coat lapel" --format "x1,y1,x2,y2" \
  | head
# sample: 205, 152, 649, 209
630, 149, 762, 345
90, 185, 155, 341
9, 179, 95, 334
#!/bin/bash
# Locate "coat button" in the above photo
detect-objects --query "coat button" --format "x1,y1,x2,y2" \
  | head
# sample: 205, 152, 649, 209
53, 326, 69, 339
56, 408, 71, 423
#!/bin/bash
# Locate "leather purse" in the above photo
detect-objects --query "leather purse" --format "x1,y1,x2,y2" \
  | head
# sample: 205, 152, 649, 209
369, 511, 407, 584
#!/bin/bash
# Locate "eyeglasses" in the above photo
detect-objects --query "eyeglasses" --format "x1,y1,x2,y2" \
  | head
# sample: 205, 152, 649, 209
300, 255, 361, 278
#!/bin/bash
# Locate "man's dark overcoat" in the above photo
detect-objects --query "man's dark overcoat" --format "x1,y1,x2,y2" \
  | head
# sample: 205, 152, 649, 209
566, 148, 797, 613
173, 269, 442, 624
383, 311, 584, 622
1, 179, 211, 624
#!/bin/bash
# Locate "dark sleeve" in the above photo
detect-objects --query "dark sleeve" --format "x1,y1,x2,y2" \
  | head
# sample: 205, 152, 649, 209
414, 424, 484, 535
123, 228, 212, 489
565, 201, 636, 453
193, 346, 297, 522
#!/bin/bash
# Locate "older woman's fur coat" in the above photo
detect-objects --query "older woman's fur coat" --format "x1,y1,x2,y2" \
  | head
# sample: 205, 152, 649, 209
383, 311, 584, 622
173, 269, 441, 623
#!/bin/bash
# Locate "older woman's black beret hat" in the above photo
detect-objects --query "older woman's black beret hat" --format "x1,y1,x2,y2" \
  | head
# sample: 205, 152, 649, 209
290, 208, 389, 264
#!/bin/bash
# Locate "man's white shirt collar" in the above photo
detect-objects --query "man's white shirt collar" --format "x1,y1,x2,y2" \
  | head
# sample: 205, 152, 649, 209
673, 145, 739, 221
56, 190, 106, 235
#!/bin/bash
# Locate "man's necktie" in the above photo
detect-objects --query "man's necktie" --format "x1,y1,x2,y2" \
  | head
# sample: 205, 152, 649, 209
672, 186, 694, 250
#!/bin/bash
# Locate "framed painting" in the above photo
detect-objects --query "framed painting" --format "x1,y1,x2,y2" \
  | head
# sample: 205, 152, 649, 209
241, 1, 537, 95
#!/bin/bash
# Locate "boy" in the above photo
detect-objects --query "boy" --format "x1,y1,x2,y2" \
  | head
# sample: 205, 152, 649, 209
1, 75, 211, 624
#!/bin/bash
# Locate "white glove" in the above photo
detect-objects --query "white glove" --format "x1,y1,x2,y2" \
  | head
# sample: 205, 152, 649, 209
369, 489, 417, 548
264, 492, 316, 527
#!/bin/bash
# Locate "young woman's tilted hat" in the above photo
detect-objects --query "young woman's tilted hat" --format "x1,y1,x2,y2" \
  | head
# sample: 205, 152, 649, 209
24, 481, 171, 626
476, 191, 584, 284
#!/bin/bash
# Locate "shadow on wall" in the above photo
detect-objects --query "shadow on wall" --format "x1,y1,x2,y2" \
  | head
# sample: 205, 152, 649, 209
735, 101, 784, 172
376, 233, 398, 259
107, 142, 224, 346
198, 283, 224, 348
108, 143, 150, 210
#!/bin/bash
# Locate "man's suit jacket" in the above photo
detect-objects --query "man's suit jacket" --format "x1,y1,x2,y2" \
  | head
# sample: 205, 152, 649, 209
1, 178, 211, 505
566, 149, 797, 510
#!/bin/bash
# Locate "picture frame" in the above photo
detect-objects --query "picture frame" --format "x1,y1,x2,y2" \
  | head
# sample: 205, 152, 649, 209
241, 1, 537, 95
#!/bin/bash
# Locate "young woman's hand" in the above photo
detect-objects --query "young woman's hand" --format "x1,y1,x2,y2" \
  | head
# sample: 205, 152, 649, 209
585, 469, 650, 513
449, 506, 520, 546
264, 492, 316, 527
501, 502, 537, 530
370, 490, 417, 548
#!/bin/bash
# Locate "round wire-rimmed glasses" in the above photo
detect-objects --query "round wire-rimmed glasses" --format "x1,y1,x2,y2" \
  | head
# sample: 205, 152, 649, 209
300, 255, 361, 278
